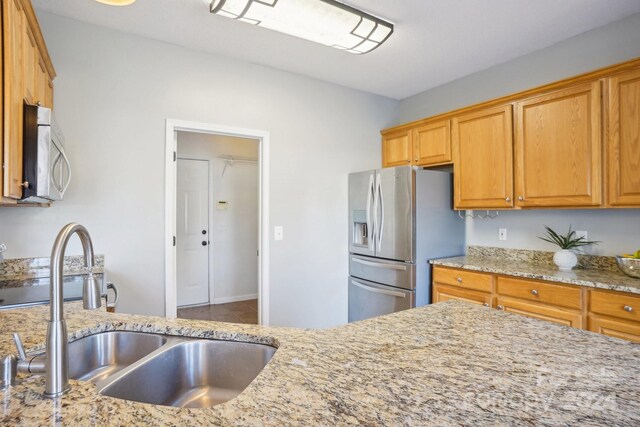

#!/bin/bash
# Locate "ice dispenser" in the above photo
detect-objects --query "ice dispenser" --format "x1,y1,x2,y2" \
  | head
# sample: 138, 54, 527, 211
352, 210, 369, 247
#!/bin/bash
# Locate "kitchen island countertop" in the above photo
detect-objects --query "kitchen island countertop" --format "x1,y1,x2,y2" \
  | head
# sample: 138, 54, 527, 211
1, 301, 639, 426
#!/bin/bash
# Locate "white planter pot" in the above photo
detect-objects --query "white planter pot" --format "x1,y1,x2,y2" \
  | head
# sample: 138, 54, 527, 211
554, 249, 578, 271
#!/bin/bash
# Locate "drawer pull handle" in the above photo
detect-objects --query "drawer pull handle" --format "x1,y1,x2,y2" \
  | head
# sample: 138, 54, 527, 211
497, 305, 504, 310
456, 277, 462, 283
624, 305, 633, 313
531, 289, 539, 296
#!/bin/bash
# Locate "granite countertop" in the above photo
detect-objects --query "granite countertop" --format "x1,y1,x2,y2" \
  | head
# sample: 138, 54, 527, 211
431, 255, 640, 295
1, 301, 639, 425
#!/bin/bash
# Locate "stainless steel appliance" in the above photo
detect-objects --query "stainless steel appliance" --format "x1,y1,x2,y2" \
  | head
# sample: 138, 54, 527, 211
348, 166, 464, 322
21, 104, 71, 203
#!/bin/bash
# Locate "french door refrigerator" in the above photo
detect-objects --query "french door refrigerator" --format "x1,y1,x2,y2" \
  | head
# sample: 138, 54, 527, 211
348, 166, 465, 322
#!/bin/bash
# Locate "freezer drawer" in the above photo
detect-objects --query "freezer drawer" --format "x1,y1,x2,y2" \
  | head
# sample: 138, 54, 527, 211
349, 254, 414, 290
348, 277, 414, 322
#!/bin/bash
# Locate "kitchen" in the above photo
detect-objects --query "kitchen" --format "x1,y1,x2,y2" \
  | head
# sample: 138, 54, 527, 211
1, 0, 640, 425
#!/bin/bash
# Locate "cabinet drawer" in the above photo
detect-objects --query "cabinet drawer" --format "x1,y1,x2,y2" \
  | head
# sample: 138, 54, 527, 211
432, 267, 492, 293
588, 315, 640, 343
496, 276, 582, 310
497, 297, 583, 329
433, 284, 492, 307
590, 290, 640, 322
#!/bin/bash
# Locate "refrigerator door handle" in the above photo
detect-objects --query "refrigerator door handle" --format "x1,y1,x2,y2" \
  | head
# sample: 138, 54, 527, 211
352, 256, 407, 271
350, 279, 407, 298
366, 174, 375, 251
376, 173, 384, 250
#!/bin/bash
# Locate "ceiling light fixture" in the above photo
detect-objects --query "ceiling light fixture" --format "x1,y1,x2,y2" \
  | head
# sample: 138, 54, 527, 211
209, 0, 394, 55
95, 0, 137, 6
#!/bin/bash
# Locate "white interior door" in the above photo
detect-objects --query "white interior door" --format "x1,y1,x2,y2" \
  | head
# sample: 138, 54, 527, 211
177, 159, 210, 307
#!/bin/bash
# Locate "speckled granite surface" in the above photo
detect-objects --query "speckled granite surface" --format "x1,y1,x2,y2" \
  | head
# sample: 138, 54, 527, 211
0, 255, 105, 282
466, 246, 619, 271
1, 301, 639, 425
432, 247, 640, 295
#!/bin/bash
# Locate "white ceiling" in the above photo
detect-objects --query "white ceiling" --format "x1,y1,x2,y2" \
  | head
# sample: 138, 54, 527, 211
32, 0, 640, 100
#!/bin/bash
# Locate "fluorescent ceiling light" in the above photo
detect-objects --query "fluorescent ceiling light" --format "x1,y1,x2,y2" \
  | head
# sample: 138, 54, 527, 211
210, 0, 394, 54
95, 0, 136, 6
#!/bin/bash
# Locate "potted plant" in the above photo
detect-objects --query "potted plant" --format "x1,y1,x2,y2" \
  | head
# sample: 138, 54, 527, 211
538, 226, 600, 271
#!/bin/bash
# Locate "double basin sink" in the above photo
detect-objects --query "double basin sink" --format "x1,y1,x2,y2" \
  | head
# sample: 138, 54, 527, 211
56, 331, 276, 408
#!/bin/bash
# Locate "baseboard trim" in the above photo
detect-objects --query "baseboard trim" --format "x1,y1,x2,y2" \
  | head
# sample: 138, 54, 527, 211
212, 294, 258, 305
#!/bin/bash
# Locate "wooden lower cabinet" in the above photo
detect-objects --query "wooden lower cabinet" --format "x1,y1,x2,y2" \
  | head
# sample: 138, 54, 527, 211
433, 283, 492, 307
432, 265, 640, 342
496, 296, 583, 328
588, 315, 640, 343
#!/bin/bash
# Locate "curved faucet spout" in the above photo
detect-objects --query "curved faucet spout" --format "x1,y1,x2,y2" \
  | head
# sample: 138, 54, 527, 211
46, 223, 102, 397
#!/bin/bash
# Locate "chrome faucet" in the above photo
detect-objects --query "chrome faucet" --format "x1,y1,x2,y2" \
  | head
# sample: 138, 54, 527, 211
9, 223, 102, 397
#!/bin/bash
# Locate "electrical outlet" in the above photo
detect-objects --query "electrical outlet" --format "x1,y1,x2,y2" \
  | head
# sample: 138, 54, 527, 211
498, 228, 507, 241
274, 226, 284, 241
576, 230, 587, 240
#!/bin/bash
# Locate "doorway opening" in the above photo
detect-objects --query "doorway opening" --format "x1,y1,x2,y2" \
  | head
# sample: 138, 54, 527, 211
165, 120, 269, 325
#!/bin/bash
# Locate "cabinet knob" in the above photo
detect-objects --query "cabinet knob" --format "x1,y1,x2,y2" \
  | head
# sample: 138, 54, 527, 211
624, 305, 633, 313
456, 277, 463, 283
505, 197, 511, 202
483, 303, 489, 307
518, 196, 524, 201
531, 289, 539, 296
407, 160, 411, 163
20, 181, 29, 188
497, 305, 504, 310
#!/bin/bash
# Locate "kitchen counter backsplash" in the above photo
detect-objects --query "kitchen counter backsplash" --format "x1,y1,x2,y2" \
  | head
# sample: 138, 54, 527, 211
467, 245, 618, 271
0, 255, 105, 281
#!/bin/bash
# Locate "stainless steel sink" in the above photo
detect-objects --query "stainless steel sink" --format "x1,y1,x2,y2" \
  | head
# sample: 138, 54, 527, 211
98, 339, 277, 408
69, 331, 168, 382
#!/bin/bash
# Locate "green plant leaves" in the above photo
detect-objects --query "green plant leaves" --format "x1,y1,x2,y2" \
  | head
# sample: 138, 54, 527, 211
537, 225, 600, 251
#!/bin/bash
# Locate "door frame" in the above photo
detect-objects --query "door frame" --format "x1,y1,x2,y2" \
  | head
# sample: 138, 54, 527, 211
165, 119, 270, 325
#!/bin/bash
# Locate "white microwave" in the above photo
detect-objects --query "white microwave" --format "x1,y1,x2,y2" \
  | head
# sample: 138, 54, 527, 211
21, 104, 71, 203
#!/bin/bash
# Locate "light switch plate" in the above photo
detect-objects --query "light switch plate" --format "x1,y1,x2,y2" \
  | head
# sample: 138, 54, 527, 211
274, 226, 284, 241
498, 228, 507, 241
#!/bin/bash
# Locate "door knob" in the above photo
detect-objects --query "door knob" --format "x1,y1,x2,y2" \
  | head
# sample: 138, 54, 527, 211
202, 241, 207, 246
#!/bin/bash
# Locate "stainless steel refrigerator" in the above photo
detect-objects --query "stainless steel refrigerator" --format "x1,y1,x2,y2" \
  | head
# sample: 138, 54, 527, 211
348, 166, 465, 322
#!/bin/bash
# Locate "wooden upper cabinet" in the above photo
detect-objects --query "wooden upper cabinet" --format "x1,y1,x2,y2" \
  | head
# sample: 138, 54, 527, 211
452, 105, 514, 209
382, 129, 412, 167
1, 0, 56, 203
515, 82, 602, 207
3, 0, 25, 199
412, 120, 452, 166
607, 68, 640, 206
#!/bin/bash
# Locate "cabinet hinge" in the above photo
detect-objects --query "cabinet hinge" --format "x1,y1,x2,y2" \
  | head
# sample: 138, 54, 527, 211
173, 236, 176, 246
173, 151, 177, 162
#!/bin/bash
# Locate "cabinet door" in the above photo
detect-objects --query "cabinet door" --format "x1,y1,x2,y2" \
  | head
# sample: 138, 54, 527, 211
35, 55, 48, 106
382, 130, 412, 167
433, 283, 492, 307
497, 296, 583, 328
413, 120, 451, 166
452, 105, 514, 209
607, 69, 640, 206
22, 21, 37, 105
515, 82, 602, 207
588, 315, 640, 343
3, 0, 25, 199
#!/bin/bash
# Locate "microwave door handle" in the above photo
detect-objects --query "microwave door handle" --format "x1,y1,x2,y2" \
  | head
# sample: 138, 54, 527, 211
50, 151, 64, 193
59, 147, 72, 196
